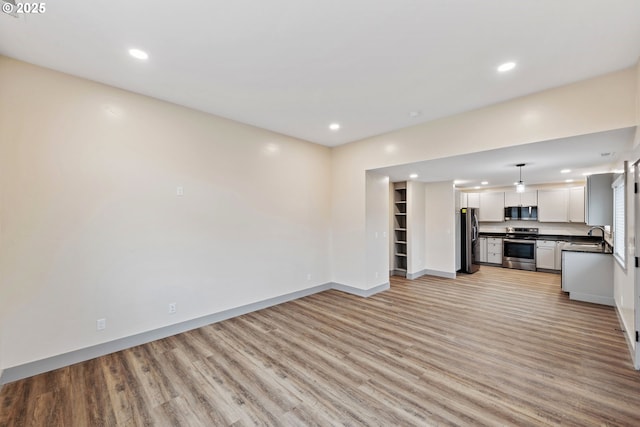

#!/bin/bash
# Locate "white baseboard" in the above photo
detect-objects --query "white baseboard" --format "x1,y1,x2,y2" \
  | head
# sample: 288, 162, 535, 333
0, 280, 390, 385
407, 269, 456, 280
568, 292, 614, 306
330, 281, 389, 297
1, 283, 333, 384
615, 304, 637, 369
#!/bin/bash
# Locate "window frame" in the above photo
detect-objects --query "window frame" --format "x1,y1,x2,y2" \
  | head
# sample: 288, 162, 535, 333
612, 173, 626, 270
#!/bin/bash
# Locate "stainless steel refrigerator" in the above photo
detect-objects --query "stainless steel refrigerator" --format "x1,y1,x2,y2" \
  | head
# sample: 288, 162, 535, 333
460, 208, 480, 273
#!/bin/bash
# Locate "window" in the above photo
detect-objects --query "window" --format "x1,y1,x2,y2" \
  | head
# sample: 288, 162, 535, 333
612, 174, 625, 267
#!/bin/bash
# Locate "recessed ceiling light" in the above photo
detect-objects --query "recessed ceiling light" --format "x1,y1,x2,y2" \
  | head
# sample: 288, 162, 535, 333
561, 169, 571, 174
565, 179, 574, 183
582, 172, 593, 176
409, 111, 422, 118
128, 48, 149, 60
329, 123, 340, 131
481, 181, 489, 185
474, 186, 481, 190
497, 61, 516, 73
409, 173, 418, 179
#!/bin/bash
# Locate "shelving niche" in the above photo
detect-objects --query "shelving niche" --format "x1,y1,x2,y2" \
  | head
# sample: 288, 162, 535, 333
393, 182, 407, 276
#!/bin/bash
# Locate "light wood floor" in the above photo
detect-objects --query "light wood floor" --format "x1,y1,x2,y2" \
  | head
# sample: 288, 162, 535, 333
1, 266, 640, 426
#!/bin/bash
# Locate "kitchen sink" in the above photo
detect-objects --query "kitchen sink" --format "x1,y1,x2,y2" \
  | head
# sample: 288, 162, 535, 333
568, 242, 602, 248
565, 242, 606, 252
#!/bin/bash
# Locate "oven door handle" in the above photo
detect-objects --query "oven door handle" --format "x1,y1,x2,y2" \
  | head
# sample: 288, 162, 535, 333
503, 239, 535, 244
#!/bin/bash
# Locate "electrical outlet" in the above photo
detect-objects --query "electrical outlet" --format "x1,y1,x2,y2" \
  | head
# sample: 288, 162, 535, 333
168, 303, 177, 314
96, 318, 106, 331
176, 186, 184, 196
307, 273, 312, 281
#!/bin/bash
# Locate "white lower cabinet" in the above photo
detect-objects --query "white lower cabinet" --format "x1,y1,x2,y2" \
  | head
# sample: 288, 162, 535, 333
486, 237, 502, 264
536, 240, 557, 270
478, 237, 487, 263
562, 251, 614, 305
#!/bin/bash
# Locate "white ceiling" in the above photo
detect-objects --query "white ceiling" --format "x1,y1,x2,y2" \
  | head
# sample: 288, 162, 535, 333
1, 1, 639, 146
372, 128, 637, 189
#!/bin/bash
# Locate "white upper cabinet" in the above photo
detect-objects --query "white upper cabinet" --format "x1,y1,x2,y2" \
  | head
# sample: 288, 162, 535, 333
504, 190, 537, 206
458, 191, 467, 209
479, 192, 504, 222
466, 192, 480, 208
586, 173, 614, 226
538, 189, 569, 222
568, 187, 585, 223
504, 191, 519, 206
537, 186, 585, 223
520, 190, 538, 206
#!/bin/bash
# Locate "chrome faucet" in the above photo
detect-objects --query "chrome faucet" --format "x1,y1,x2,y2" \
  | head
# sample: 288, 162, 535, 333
587, 226, 606, 245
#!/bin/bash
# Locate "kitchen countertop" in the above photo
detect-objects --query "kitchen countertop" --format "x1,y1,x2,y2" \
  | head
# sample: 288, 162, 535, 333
478, 232, 612, 254
479, 232, 601, 243
561, 243, 613, 254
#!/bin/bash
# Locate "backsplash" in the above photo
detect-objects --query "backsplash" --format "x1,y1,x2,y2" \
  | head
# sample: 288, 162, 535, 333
480, 220, 596, 236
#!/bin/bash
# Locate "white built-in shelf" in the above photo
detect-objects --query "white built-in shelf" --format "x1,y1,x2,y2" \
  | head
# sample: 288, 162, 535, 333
393, 182, 408, 277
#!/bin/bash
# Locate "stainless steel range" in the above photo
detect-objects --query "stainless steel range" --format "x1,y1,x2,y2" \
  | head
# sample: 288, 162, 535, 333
503, 227, 538, 271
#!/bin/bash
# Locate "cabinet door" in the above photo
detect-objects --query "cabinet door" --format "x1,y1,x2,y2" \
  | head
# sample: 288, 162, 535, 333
554, 241, 564, 270
536, 247, 555, 269
458, 191, 469, 208
504, 191, 520, 206
487, 238, 503, 264
479, 237, 487, 263
520, 190, 538, 206
568, 187, 585, 223
586, 174, 613, 226
487, 251, 502, 264
487, 238, 503, 255
467, 193, 480, 208
538, 189, 569, 222
479, 192, 504, 222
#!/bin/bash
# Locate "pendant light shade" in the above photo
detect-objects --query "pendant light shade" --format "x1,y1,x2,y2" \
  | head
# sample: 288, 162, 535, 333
515, 163, 526, 193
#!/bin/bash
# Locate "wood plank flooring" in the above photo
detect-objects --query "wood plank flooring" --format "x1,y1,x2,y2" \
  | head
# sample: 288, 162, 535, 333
1, 266, 640, 426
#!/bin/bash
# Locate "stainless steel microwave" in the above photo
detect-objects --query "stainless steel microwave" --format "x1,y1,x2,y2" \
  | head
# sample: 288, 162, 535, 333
504, 206, 538, 221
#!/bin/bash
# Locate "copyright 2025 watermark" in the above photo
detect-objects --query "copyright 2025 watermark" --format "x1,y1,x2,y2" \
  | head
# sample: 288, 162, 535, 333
2, 2, 46, 14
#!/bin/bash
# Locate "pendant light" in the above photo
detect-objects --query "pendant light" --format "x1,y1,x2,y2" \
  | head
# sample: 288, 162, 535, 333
515, 163, 526, 193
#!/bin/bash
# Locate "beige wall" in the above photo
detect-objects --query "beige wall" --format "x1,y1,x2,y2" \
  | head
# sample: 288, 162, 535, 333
332, 66, 638, 289
407, 181, 426, 275
365, 172, 390, 287
0, 57, 332, 369
425, 181, 456, 276
1, 54, 639, 373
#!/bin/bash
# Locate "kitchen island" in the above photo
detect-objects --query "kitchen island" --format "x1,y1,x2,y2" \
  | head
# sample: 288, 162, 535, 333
561, 244, 614, 306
